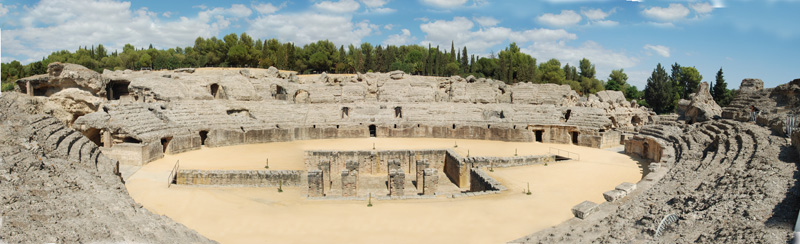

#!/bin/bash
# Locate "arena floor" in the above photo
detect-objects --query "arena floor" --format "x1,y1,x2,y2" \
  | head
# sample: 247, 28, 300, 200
125, 138, 644, 244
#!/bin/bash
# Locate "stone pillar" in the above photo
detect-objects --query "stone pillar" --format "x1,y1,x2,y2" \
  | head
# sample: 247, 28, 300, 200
423, 168, 438, 196
308, 170, 324, 197
388, 169, 405, 196
318, 160, 331, 192
415, 159, 429, 189
388, 159, 401, 173
341, 169, 358, 197
26, 81, 33, 96
102, 130, 113, 148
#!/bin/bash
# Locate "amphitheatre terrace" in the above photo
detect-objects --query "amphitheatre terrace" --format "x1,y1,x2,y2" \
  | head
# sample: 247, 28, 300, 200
1, 62, 799, 243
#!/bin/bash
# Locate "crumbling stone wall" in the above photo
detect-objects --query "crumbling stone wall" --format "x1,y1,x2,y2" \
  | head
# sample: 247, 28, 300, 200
422, 168, 439, 195
176, 169, 303, 186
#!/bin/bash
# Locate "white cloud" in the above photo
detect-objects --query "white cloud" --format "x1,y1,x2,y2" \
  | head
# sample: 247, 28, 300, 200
0, 4, 8, 17
383, 29, 416, 46
253, 2, 284, 15
581, 8, 613, 20
249, 13, 377, 46
384, 24, 394, 30
581, 8, 617, 27
314, 0, 361, 13
419, 16, 580, 56
643, 44, 671, 57
369, 7, 396, 14
361, 0, 390, 8
525, 41, 639, 80
5, 0, 246, 63
162, 11, 172, 18
537, 10, 582, 27
420, 0, 468, 8
642, 3, 690, 22
473, 16, 499, 27
690, 2, 714, 14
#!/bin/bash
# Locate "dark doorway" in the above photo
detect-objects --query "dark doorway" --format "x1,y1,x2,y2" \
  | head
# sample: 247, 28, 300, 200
161, 137, 173, 153
199, 131, 208, 146
565, 109, 572, 122
123, 137, 141, 143
394, 107, 403, 118
107, 80, 131, 100
369, 125, 377, 137
452, 124, 456, 129
571, 132, 579, 144
632, 115, 642, 125
535, 130, 544, 142
276, 85, 288, 100
210, 84, 220, 98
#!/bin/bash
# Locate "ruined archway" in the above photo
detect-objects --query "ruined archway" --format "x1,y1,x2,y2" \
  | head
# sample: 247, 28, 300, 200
534, 130, 544, 142
81, 128, 102, 147
571, 131, 579, 145
107, 80, 131, 100
294, 90, 309, 104
369, 125, 377, 137
199, 131, 209, 146
631, 115, 642, 126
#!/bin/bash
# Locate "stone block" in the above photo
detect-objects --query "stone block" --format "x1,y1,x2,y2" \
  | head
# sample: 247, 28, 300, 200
389, 169, 405, 196
346, 160, 359, 172
615, 182, 637, 194
423, 168, 438, 196
318, 160, 331, 191
416, 159, 429, 188
603, 189, 626, 202
341, 169, 358, 197
308, 170, 324, 197
571, 201, 598, 219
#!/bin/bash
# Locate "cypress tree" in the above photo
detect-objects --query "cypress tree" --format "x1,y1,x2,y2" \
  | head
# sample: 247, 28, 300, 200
644, 63, 676, 114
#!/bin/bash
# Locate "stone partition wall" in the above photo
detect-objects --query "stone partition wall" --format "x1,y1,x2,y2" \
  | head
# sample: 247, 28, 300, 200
165, 134, 202, 154
624, 136, 665, 162
469, 168, 506, 192
176, 169, 304, 186
423, 168, 439, 195
341, 169, 357, 197
444, 149, 470, 189
101, 141, 164, 166
464, 155, 556, 168
389, 169, 405, 196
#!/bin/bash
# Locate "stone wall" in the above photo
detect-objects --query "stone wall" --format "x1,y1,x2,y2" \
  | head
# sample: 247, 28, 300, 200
304, 149, 448, 183
175, 169, 304, 186
469, 168, 506, 192
444, 149, 470, 189
423, 168, 439, 195
624, 136, 665, 162
464, 155, 556, 168
165, 134, 201, 154
101, 141, 163, 166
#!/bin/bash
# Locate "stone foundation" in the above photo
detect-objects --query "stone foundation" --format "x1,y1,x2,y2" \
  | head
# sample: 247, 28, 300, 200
308, 170, 324, 197
341, 169, 358, 197
389, 169, 405, 196
423, 168, 438, 195
176, 169, 303, 186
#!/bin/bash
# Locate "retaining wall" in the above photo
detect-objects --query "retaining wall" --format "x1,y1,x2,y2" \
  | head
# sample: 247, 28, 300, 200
464, 154, 556, 168
176, 169, 304, 187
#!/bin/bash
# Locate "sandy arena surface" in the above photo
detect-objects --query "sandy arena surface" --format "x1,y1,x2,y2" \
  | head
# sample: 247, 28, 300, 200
126, 138, 644, 244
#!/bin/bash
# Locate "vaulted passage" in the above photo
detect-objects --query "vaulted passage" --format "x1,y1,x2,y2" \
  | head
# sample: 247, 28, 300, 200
82, 128, 102, 146
571, 131, 579, 144
161, 137, 173, 153
369, 125, 377, 137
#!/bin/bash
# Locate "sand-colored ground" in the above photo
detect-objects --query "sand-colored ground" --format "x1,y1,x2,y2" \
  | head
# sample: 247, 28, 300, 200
126, 138, 643, 244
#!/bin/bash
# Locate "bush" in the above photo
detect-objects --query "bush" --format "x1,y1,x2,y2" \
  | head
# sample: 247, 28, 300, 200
1, 82, 14, 92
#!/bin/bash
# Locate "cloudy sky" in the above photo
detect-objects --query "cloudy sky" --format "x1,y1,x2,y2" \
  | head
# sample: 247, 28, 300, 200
1, 0, 798, 88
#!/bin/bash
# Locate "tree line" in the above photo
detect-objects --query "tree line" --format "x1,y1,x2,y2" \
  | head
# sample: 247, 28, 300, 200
643, 63, 736, 114
2, 32, 734, 112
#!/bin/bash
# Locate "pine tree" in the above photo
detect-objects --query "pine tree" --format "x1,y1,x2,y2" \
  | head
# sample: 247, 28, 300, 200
578, 58, 595, 79
461, 46, 468, 72
644, 63, 676, 114
450, 41, 456, 63
712, 68, 730, 106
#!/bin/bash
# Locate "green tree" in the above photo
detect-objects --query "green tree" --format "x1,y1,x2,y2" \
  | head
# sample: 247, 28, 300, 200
539, 59, 564, 85
679, 66, 702, 98
578, 58, 596, 79
138, 53, 152, 68
712, 68, 733, 106
227, 44, 249, 67
605, 69, 628, 91
644, 63, 676, 114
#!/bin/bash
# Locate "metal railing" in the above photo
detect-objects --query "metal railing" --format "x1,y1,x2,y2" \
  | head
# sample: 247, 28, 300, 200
787, 114, 799, 138
548, 147, 580, 161
167, 160, 180, 188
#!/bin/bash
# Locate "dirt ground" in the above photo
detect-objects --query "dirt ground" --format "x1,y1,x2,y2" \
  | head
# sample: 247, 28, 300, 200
125, 138, 643, 244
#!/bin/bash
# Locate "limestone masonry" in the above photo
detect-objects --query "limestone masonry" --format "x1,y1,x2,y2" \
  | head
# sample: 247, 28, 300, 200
4, 62, 800, 243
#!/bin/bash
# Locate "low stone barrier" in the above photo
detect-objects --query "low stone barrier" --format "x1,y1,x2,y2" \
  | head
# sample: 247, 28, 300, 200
469, 168, 507, 192
464, 154, 556, 168
176, 169, 304, 187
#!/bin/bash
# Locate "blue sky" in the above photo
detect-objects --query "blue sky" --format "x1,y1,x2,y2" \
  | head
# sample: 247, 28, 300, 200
1, 0, 798, 89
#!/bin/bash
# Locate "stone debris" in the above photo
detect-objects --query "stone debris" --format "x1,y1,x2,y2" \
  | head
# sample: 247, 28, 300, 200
571, 201, 599, 219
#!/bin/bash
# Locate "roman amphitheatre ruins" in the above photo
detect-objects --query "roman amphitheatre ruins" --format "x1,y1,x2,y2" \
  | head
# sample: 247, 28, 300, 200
1, 62, 799, 243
